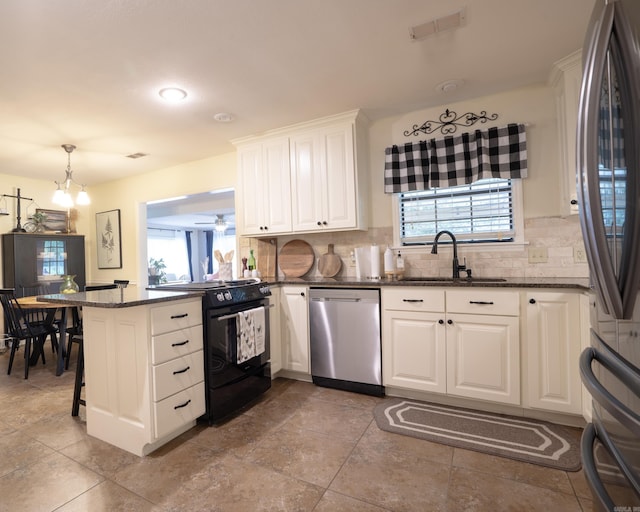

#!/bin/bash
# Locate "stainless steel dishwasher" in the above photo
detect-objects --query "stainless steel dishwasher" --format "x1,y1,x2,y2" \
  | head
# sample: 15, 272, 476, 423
309, 287, 383, 396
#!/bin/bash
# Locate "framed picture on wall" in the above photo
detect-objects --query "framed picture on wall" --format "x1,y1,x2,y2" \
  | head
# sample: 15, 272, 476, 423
96, 209, 122, 269
36, 208, 68, 233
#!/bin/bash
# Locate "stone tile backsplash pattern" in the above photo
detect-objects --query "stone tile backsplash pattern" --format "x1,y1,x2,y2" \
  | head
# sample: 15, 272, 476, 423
269, 216, 589, 280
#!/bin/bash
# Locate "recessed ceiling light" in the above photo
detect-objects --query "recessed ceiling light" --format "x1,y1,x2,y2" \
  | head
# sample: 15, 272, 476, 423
435, 79, 465, 93
158, 87, 188, 101
213, 112, 234, 122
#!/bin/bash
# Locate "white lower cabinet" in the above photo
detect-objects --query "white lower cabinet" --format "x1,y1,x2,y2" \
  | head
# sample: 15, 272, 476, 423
83, 297, 205, 456
446, 290, 520, 405
280, 285, 310, 373
382, 289, 446, 393
382, 287, 520, 406
524, 291, 583, 414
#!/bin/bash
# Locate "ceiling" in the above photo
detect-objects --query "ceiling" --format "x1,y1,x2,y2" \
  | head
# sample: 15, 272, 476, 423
0, 0, 595, 191
146, 189, 236, 231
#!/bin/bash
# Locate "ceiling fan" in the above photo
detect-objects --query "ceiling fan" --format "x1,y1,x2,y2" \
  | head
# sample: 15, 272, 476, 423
195, 214, 228, 232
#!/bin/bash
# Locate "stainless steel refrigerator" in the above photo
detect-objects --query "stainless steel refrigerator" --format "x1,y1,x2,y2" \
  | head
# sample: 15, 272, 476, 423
577, 0, 640, 509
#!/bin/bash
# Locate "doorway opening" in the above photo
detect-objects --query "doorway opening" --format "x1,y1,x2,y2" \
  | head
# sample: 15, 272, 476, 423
145, 189, 236, 284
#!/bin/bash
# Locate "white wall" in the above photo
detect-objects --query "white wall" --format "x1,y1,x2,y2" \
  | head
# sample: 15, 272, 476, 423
367, 84, 563, 228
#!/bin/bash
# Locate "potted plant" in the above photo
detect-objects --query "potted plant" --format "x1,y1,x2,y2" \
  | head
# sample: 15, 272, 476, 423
148, 257, 167, 285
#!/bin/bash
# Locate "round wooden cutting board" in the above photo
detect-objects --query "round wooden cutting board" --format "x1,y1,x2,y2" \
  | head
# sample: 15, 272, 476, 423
318, 244, 342, 277
278, 239, 315, 277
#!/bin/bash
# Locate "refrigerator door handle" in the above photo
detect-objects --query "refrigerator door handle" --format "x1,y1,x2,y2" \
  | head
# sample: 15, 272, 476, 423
581, 423, 617, 511
579, 344, 640, 437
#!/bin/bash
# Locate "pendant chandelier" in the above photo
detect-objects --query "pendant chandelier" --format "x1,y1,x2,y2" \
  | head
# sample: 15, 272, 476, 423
52, 144, 90, 207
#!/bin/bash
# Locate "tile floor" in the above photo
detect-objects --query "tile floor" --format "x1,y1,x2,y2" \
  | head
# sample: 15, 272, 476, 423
0, 347, 595, 511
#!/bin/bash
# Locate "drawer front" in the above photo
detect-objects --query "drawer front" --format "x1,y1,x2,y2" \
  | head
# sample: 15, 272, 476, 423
151, 299, 202, 335
153, 350, 205, 402
383, 288, 445, 312
151, 325, 203, 365
154, 381, 206, 440
446, 289, 519, 316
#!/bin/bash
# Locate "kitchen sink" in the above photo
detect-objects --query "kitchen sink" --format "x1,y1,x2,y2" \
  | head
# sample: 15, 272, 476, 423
400, 277, 507, 283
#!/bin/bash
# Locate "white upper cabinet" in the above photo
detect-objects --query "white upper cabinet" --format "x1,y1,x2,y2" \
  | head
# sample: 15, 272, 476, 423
550, 50, 582, 216
234, 110, 368, 236
290, 120, 359, 232
237, 136, 292, 236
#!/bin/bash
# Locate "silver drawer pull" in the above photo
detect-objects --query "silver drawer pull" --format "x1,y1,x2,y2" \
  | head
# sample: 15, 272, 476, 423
173, 366, 190, 375
174, 399, 191, 410
469, 301, 494, 305
171, 313, 188, 319
171, 340, 189, 347
403, 299, 424, 303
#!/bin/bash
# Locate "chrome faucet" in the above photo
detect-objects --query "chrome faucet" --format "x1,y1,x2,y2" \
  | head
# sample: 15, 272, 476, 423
431, 230, 467, 279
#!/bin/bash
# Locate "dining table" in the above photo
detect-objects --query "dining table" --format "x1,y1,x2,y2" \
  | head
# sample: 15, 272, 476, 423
17, 295, 76, 376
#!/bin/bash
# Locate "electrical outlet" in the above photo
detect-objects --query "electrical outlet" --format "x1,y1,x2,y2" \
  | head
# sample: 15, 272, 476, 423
574, 247, 588, 263
528, 247, 548, 263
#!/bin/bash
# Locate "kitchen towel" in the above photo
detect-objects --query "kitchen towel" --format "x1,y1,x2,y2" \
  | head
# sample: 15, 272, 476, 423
236, 310, 255, 363
236, 306, 266, 363
354, 247, 371, 280
370, 245, 381, 279
253, 306, 266, 357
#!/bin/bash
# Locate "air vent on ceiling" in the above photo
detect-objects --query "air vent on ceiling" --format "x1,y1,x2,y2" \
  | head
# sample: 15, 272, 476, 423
409, 7, 466, 41
126, 152, 148, 159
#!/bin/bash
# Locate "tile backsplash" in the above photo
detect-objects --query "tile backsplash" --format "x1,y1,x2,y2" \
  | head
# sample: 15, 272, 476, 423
245, 215, 589, 280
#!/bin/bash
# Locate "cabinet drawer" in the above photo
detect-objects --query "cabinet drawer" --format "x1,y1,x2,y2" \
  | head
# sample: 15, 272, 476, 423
383, 288, 445, 312
151, 299, 202, 335
152, 350, 205, 402
151, 325, 203, 365
446, 290, 519, 316
154, 381, 205, 440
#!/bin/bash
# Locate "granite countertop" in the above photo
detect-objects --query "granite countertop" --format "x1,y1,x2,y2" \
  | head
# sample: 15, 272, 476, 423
267, 276, 592, 290
37, 287, 205, 308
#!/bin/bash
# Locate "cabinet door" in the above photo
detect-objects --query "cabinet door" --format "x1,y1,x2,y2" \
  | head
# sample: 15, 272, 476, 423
280, 286, 309, 373
382, 310, 446, 393
290, 131, 324, 232
238, 138, 291, 236
446, 313, 520, 405
322, 123, 356, 229
290, 122, 357, 232
525, 292, 582, 414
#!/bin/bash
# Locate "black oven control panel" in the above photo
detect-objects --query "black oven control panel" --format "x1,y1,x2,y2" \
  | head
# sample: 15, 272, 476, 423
206, 283, 271, 308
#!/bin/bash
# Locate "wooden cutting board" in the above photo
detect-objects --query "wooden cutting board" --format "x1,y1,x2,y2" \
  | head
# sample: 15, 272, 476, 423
318, 244, 342, 277
257, 238, 277, 278
278, 239, 315, 277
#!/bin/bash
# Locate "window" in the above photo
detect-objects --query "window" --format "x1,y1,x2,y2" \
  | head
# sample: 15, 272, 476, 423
147, 229, 190, 281
397, 178, 522, 246
37, 240, 66, 278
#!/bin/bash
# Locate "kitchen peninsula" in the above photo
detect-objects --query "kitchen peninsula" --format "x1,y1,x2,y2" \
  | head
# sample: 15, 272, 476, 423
39, 288, 206, 456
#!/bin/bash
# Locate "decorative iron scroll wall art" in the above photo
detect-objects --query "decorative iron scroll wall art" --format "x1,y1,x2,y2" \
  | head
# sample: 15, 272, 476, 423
403, 109, 499, 137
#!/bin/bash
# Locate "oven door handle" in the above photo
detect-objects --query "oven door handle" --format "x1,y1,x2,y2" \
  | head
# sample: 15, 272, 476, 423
216, 304, 274, 321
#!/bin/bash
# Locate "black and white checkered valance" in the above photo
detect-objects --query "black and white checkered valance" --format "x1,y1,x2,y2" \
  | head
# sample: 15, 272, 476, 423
384, 123, 528, 193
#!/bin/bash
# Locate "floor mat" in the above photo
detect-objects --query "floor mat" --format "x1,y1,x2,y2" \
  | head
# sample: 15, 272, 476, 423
374, 398, 581, 471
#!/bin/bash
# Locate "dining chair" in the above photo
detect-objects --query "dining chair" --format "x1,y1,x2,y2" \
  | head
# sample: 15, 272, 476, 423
0, 288, 52, 379
18, 284, 59, 355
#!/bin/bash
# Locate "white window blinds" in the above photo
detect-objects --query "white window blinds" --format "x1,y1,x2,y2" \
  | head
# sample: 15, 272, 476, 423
399, 178, 514, 245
